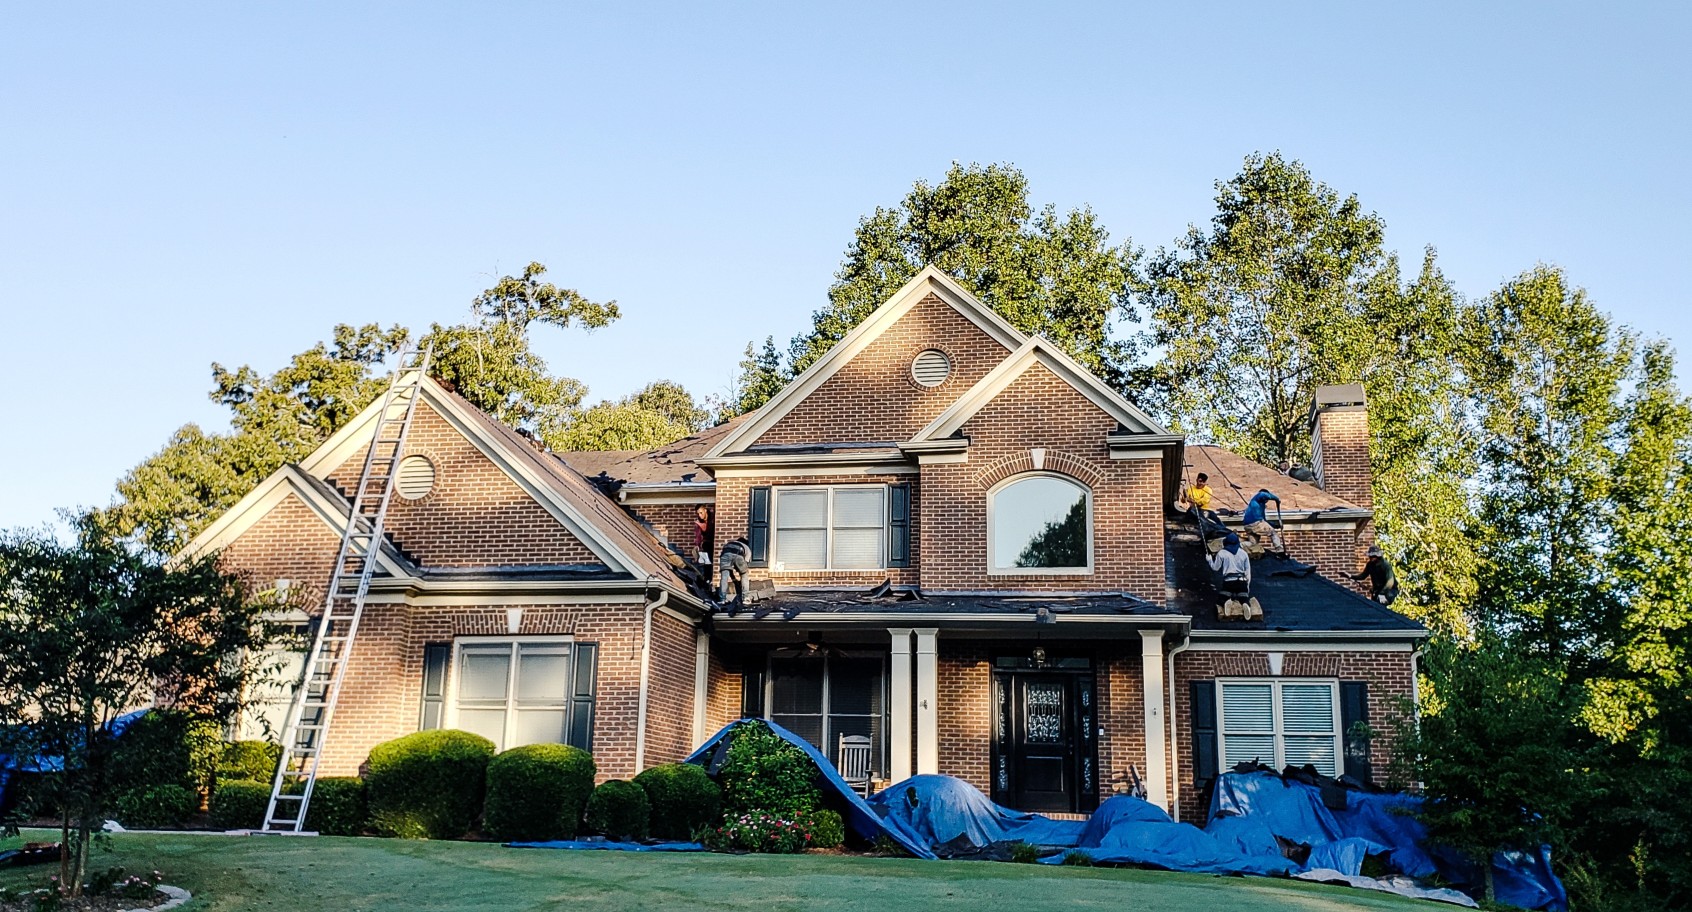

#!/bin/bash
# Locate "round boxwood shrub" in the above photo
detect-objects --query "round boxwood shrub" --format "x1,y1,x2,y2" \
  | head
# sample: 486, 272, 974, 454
717, 720, 823, 817
482, 743, 596, 841
115, 784, 197, 829
208, 779, 270, 829
807, 809, 845, 849
634, 762, 722, 841
219, 740, 280, 784
304, 777, 368, 836
584, 779, 650, 842
365, 730, 495, 839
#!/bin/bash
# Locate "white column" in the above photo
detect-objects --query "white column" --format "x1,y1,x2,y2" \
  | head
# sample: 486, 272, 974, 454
692, 630, 711, 746
915, 627, 940, 775
1140, 629, 1169, 811
888, 628, 914, 783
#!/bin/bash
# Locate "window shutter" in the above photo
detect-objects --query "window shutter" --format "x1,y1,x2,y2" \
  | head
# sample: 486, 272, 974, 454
567, 643, 597, 751
748, 486, 771, 567
888, 483, 911, 568
741, 669, 766, 718
1340, 682, 1372, 783
418, 644, 449, 730
1191, 680, 1219, 785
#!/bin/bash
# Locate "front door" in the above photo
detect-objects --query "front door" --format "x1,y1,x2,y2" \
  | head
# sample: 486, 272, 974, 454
992, 666, 1098, 813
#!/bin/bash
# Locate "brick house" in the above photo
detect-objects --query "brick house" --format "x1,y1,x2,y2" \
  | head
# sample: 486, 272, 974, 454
190, 266, 1424, 822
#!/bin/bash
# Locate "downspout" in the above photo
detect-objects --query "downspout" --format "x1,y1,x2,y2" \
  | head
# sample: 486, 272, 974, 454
1165, 631, 1193, 822
634, 584, 668, 773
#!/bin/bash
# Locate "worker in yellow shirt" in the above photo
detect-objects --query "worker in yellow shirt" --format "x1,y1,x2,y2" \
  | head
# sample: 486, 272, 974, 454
1182, 473, 1226, 543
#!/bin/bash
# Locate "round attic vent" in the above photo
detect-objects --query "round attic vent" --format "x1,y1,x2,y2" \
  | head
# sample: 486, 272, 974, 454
395, 455, 436, 500
912, 349, 952, 388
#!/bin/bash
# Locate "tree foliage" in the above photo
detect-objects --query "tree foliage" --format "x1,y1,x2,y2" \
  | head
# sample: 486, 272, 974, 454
553, 380, 712, 452
0, 516, 287, 893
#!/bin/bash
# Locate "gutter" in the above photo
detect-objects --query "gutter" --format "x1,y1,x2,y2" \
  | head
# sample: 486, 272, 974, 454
1165, 632, 1193, 821
634, 585, 669, 772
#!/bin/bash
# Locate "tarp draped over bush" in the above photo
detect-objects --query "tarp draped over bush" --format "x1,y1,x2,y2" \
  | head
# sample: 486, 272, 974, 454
482, 743, 595, 842
365, 730, 494, 839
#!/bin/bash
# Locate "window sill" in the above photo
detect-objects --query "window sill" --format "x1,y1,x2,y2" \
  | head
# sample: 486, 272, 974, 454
987, 567, 1094, 576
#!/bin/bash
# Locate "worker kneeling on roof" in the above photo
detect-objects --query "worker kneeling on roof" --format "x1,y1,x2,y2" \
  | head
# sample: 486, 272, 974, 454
1207, 532, 1261, 620
1242, 488, 1285, 556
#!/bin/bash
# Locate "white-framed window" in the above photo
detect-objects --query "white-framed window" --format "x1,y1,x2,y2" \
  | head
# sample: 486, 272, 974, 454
767, 653, 887, 779
772, 485, 887, 571
987, 473, 1092, 574
1218, 679, 1343, 777
448, 637, 577, 752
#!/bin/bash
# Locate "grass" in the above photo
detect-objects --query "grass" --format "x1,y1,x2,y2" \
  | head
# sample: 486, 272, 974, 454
0, 830, 1438, 912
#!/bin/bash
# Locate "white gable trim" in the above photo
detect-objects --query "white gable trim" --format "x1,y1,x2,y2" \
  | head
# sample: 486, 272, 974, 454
299, 378, 647, 577
176, 464, 413, 579
704, 266, 1026, 458
911, 338, 1177, 442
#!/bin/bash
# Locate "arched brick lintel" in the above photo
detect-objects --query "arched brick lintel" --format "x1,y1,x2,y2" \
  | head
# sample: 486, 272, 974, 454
972, 449, 1104, 491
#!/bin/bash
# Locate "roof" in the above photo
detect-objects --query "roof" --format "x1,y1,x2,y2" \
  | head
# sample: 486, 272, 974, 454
1164, 527, 1423, 635
559, 414, 750, 486
1183, 445, 1365, 515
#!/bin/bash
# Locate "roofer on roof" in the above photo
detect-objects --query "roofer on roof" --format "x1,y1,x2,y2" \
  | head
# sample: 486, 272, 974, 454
1206, 532, 1260, 618
1243, 489, 1285, 555
1348, 545, 1400, 605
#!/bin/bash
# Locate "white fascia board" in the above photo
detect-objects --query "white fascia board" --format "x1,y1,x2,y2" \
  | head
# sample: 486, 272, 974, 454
618, 483, 718, 505
704, 266, 1025, 460
1189, 629, 1426, 643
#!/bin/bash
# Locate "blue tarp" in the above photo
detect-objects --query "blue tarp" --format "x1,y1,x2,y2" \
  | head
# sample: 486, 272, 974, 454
867, 775, 1085, 856
1, 709, 151, 813
1045, 795, 1299, 875
1210, 770, 1568, 911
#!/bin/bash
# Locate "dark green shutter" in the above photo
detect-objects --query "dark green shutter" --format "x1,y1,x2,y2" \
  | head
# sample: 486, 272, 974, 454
419, 644, 449, 730
888, 482, 911, 568
748, 486, 771, 567
1191, 680, 1219, 784
1340, 681, 1372, 783
568, 643, 598, 751
741, 669, 765, 719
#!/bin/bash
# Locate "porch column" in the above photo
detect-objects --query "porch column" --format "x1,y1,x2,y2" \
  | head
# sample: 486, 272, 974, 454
692, 630, 710, 746
888, 628, 914, 782
1139, 629, 1169, 811
915, 627, 939, 775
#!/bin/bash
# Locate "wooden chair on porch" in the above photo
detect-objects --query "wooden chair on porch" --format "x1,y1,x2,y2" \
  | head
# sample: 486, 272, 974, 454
837, 734, 873, 796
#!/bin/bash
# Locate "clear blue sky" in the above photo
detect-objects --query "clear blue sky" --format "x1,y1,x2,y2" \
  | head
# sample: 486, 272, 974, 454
3, 2, 1688, 531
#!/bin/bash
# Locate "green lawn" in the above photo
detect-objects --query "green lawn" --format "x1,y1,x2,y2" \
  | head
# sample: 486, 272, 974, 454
1, 830, 1438, 912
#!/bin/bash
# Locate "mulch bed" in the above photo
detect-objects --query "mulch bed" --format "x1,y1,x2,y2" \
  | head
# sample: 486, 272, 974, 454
0, 890, 168, 912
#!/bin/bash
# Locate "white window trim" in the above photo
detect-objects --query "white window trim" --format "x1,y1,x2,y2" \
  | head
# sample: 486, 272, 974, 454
445, 635, 575, 751
1216, 677, 1344, 777
986, 472, 1094, 576
770, 483, 889, 573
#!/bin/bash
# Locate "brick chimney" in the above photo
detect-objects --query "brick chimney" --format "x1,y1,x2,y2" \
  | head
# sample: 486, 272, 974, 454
1309, 384, 1372, 509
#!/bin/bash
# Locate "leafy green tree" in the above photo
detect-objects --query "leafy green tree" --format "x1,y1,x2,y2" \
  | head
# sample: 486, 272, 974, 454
728, 336, 789, 417
423, 319, 588, 443
781, 162, 1140, 395
623, 380, 711, 433
0, 515, 289, 894
1013, 500, 1088, 569
553, 381, 711, 452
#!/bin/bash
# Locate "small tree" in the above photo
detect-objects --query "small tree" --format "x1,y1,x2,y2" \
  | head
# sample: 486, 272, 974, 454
0, 515, 284, 895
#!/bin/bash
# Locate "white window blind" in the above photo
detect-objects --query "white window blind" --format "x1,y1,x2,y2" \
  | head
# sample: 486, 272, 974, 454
453, 641, 575, 751
1219, 679, 1342, 777
774, 486, 887, 571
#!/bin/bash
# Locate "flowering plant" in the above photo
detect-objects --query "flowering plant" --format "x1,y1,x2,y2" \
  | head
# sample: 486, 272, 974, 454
704, 810, 815, 854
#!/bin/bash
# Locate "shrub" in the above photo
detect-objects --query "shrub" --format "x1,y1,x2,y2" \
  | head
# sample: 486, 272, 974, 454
1061, 849, 1094, 866
109, 711, 222, 799
219, 740, 280, 784
482, 743, 596, 841
114, 784, 196, 829
1006, 841, 1041, 864
717, 721, 822, 817
304, 777, 367, 836
703, 810, 812, 854
806, 809, 845, 849
634, 763, 722, 840
584, 780, 650, 842
208, 779, 270, 829
365, 730, 495, 839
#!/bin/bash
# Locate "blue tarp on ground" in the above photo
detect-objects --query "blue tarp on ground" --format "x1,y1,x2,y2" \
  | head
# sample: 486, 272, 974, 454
1210, 770, 1568, 911
0, 709, 151, 814
1050, 795, 1299, 875
867, 775, 1085, 856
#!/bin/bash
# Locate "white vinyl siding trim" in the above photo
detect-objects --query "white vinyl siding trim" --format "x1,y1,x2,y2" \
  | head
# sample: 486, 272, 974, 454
772, 485, 888, 571
446, 636, 575, 752
1218, 678, 1342, 777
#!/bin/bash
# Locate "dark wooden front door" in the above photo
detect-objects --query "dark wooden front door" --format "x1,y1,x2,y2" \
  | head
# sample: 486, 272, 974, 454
992, 668, 1098, 813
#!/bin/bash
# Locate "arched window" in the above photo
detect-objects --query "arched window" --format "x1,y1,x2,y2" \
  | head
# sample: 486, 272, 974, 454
988, 474, 1092, 573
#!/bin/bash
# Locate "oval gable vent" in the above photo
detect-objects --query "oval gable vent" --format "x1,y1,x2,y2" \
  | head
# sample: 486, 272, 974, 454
912, 349, 952, 388
396, 455, 436, 500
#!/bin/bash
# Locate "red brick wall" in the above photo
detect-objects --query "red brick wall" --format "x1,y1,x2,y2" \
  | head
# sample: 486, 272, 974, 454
623, 502, 707, 558
1169, 649, 1416, 821
936, 644, 991, 792
645, 610, 700, 764
325, 401, 600, 568
217, 493, 342, 606
1283, 522, 1376, 597
753, 294, 1013, 446
1097, 647, 1148, 805
918, 363, 1165, 599
1312, 407, 1373, 509
705, 646, 742, 732
713, 472, 921, 588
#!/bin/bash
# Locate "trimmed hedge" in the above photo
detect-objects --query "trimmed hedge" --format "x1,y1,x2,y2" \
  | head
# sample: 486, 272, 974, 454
808, 809, 845, 849
109, 711, 221, 799
219, 740, 280, 784
115, 784, 197, 829
365, 730, 495, 839
634, 762, 722, 841
717, 720, 822, 817
209, 779, 270, 830
584, 780, 649, 842
483, 743, 596, 841
304, 777, 368, 836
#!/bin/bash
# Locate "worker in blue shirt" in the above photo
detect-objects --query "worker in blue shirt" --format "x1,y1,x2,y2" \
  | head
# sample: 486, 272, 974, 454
1242, 489, 1285, 554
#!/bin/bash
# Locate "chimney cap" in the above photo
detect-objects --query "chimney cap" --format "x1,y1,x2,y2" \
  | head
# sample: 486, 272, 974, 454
1313, 383, 1366, 409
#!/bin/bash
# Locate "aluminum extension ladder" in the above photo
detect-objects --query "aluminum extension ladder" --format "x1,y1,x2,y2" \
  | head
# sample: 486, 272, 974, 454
260, 343, 432, 833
